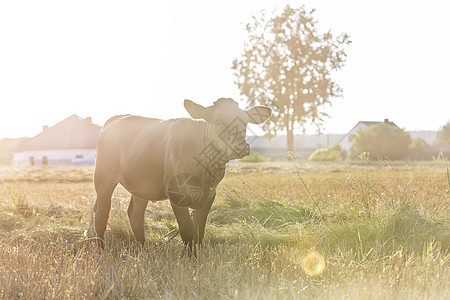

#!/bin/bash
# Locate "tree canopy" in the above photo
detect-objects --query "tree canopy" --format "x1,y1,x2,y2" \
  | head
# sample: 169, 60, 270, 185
351, 124, 411, 160
232, 5, 350, 152
436, 121, 450, 145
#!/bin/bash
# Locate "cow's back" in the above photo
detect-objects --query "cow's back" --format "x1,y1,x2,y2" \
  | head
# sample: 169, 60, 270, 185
96, 115, 162, 165
95, 116, 163, 196
95, 115, 206, 201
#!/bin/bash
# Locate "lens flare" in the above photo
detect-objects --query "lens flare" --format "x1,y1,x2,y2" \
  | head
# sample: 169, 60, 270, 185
301, 251, 325, 276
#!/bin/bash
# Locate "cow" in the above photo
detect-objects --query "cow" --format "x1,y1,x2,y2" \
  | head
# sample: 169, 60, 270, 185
93, 98, 272, 254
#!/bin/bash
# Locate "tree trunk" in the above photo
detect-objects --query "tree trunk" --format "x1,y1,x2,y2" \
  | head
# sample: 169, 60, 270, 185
286, 128, 294, 154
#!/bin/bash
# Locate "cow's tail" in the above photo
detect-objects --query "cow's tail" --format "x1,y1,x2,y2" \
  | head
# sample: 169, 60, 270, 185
103, 114, 130, 129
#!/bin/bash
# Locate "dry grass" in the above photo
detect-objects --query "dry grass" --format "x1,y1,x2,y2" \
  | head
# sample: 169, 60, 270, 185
0, 162, 448, 299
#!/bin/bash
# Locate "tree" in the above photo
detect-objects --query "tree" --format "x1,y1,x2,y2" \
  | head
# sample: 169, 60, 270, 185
409, 138, 428, 160
351, 124, 411, 160
232, 5, 350, 152
436, 121, 450, 145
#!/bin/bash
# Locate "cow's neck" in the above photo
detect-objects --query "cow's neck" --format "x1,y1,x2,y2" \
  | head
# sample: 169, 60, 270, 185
196, 122, 229, 174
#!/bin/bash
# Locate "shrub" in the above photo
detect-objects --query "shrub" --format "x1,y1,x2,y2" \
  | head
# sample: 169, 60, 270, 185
308, 147, 340, 161
240, 152, 270, 162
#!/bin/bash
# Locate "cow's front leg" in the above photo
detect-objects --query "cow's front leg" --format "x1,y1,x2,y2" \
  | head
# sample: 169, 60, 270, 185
170, 203, 194, 251
192, 195, 215, 254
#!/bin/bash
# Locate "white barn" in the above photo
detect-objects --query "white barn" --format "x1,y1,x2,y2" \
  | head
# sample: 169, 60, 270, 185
13, 115, 101, 166
338, 119, 399, 154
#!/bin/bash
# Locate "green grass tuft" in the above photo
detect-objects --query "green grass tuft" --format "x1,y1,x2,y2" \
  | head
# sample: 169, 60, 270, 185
319, 205, 449, 260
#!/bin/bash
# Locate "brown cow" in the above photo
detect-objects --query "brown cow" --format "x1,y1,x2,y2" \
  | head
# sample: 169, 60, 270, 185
93, 98, 271, 253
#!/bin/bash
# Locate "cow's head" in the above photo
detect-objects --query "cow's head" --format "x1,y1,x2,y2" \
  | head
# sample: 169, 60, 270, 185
184, 98, 272, 160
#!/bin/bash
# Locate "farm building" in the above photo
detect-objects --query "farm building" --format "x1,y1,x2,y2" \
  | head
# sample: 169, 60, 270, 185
337, 119, 399, 154
13, 114, 101, 166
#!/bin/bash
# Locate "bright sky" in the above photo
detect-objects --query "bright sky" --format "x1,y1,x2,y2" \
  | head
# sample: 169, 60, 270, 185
0, 0, 449, 138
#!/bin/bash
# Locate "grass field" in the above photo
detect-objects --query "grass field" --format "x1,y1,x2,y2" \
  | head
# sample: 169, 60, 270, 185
0, 161, 449, 299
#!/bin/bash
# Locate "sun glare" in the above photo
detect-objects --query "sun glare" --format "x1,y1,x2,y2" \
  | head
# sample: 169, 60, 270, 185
301, 251, 325, 276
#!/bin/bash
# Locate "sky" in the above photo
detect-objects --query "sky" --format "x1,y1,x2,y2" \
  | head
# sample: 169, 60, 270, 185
0, 0, 449, 138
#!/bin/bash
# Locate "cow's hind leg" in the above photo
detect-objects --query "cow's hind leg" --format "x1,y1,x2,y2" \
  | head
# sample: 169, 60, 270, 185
127, 195, 148, 245
94, 180, 118, 248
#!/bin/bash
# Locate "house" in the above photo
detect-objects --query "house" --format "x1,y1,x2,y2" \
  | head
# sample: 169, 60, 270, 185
13, 114, 101, 166
337, 119, 399, 154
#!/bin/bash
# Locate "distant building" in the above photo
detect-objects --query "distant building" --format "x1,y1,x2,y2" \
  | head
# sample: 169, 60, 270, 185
13, 114, 101, 166
338, 119, 399, 154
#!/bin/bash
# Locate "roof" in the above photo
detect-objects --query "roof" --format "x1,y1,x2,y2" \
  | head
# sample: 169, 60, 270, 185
357, 120, 398, 128
15, 114, 101, 151
338, 119, 399, 144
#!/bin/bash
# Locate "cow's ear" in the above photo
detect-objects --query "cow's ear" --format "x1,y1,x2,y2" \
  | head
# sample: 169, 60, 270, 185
246, 106, 272, 124
184, 99, 212, 121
